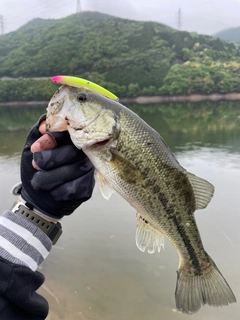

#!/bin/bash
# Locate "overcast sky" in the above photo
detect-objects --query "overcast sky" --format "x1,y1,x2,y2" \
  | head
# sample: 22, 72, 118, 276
0, 0, 240, 35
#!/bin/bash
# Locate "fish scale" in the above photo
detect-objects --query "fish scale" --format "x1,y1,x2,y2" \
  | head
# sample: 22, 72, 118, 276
46, 84, 236, 314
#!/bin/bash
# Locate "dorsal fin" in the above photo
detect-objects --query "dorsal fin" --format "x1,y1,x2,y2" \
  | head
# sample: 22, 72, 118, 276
186, 171, 214, 210
136, 213, 164, 254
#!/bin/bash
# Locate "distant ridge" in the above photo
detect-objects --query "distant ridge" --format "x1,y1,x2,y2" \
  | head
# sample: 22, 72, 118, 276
1, 11, 240, 100
213, 26, 240, 44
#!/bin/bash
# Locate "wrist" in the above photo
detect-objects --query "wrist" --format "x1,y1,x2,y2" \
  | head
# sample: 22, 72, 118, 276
11, 183, 63, 223
11, 200, 62, 245
16, 197, 60, 223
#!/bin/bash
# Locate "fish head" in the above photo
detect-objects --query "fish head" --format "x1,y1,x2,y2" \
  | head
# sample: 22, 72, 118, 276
46, 85, 120, 149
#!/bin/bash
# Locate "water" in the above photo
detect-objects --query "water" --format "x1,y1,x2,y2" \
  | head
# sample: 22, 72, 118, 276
1, 102, 240, 320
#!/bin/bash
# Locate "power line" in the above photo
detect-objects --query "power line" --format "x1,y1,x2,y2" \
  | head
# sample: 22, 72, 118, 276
0, 15, 4, 35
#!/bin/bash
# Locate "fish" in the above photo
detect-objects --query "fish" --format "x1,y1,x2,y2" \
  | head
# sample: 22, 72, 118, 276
46, 85, 236, 314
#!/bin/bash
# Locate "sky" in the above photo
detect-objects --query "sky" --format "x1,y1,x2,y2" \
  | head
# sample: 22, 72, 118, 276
0, 0, 240, 36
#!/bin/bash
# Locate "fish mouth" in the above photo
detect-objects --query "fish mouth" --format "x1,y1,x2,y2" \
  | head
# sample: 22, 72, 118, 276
46, 114, 68, 132
93, 139, 111, 147
46, 87, 70, 132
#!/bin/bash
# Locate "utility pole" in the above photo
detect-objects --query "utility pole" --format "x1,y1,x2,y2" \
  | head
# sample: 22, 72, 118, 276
76, 0, 81, 13
176, 8, 182, 31
0, 15, 4, 35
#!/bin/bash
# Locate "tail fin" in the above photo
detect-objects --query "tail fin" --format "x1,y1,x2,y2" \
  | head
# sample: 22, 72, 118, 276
175, 260, 236, 314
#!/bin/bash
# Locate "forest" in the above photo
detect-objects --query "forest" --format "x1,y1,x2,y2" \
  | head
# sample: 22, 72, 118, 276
1, 11, 240, 101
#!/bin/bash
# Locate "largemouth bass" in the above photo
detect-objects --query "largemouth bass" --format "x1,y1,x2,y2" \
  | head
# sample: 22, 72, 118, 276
46, 85, 236, 314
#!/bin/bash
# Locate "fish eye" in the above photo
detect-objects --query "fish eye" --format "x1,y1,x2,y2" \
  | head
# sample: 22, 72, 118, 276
77, 93, 87, 102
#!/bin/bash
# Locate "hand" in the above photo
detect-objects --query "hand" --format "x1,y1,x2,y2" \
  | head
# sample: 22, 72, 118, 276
19, 115, 95, 219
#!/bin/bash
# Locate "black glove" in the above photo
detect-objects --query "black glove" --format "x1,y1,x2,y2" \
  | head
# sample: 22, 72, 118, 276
19, 116, 95, 219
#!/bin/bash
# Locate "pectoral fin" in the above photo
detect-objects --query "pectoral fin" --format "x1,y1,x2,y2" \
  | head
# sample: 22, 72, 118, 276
95, 170, 115, 200
186, 171, 214, 210
136, 213, 164, 254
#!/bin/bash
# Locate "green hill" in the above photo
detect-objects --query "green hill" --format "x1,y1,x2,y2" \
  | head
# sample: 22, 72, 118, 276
214, 27, 240, 45
1, 11, 240, 101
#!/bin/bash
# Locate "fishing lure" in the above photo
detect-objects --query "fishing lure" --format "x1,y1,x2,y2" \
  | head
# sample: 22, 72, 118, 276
51, 75, 118, 101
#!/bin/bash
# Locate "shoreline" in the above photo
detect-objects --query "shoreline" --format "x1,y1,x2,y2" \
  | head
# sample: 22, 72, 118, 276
0, 101, 48, 107
120, 92, 240, 104
1, 92, 240, 106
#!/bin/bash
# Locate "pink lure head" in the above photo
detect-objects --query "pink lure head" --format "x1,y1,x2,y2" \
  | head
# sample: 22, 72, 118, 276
51, 76, 64, 84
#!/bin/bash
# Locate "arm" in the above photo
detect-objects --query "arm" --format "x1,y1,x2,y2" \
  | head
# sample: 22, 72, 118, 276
0, 116, 95, 319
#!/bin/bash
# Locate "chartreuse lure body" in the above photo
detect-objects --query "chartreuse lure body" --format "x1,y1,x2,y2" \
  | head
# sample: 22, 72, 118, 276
51, 75, 118, 101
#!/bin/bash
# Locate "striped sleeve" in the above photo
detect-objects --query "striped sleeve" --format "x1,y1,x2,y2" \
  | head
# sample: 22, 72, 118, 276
0, 210, 52, 271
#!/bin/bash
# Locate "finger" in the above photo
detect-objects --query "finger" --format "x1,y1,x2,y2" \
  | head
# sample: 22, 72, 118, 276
50, 169, 95, 202
31, 159, 93, 191
39, 120, 47, 135
31, 134, 56, 153
32, 159, 41, 171
46, 131, 73, 147
33, 145, 87, 170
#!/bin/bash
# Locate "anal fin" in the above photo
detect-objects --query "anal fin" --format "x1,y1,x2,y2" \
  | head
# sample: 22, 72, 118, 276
136, 213, 164, 254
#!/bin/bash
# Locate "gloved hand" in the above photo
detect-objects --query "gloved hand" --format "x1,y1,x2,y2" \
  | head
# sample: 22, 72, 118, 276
0, 114, 95, 276
17, 115, 95, 219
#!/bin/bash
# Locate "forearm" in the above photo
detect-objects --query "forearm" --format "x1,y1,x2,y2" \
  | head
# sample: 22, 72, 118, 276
0, 209, 52, 270
0, 209, 51, 320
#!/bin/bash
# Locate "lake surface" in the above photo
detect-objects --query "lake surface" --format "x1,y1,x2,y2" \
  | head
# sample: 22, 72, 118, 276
1, 101, 240, 320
